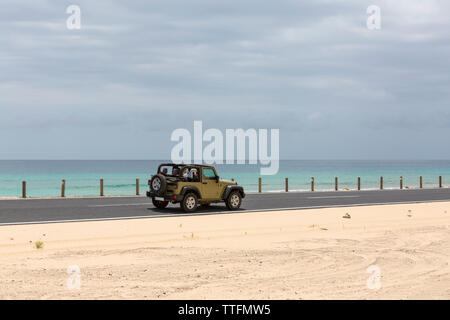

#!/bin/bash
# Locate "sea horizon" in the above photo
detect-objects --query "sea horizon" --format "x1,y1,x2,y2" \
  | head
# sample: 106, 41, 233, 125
1, 160, 450, 197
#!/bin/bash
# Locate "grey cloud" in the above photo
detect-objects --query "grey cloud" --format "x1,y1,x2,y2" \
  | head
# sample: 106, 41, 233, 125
1, 0, 449, 159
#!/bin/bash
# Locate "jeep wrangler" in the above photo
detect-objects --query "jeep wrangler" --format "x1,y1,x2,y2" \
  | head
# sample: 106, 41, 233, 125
147, 163, 245, 213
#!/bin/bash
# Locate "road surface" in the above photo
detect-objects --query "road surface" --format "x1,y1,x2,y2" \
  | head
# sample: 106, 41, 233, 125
1, 188, 450, 225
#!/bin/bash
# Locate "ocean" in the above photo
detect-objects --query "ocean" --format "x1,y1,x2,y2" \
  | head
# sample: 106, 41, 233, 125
0, 160, 449, 197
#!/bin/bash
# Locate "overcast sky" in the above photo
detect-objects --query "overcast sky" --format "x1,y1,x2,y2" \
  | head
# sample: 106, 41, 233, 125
1, 0, 449, 160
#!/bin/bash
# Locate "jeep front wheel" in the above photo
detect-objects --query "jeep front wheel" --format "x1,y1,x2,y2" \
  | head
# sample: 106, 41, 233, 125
152, 198, 169, 209
181, 193, 198, 213
226, 191, 242, 210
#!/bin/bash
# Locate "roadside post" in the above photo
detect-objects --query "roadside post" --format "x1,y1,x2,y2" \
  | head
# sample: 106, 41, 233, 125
357, 177, 361, 191
285, 178, 288, 192
311, 177, 314, 192
420, 176, 423, 189
100, 179, 104, 197
61, 180, 66, 197
335, 177, 338, 191
22, 181, 26, 198
400, 176, 403, 190
136, 179, 140, 196
439, 176, 442, 188
380, 176, 383, 190
258, 178, 261, 193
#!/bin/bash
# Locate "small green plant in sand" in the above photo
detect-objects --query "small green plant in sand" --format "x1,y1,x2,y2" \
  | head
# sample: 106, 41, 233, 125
35, 241, 44, 249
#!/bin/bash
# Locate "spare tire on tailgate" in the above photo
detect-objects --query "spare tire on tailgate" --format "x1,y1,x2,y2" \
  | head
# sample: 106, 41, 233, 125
150, 174, 167, 196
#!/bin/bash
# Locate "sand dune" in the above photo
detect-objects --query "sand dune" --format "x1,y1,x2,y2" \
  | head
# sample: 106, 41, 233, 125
0, 201, 449, 299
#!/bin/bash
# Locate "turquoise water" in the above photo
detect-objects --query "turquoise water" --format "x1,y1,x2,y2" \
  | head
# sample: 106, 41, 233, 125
0, 160, 449, 197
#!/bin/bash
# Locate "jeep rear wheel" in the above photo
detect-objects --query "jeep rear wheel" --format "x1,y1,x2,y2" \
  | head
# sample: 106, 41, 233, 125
181, 193, 198, 213
152, 198, 169, 209
226, 191, 242, 210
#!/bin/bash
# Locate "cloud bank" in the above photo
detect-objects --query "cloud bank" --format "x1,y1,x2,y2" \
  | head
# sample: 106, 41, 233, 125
1, 0, 449, 159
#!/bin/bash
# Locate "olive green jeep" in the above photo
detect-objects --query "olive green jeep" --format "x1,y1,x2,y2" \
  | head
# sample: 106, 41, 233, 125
147, 163, 245, 213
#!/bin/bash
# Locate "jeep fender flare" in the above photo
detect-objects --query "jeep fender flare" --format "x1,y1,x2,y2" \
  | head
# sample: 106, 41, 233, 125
222, 185, 245, 200
180, 186, 202, 199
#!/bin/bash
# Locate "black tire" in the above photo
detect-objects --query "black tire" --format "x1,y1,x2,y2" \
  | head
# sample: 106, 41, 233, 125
226, 191, 242, 210
181, 192, 198, 213
150, 174, 167, 196
152, 198, 169, 209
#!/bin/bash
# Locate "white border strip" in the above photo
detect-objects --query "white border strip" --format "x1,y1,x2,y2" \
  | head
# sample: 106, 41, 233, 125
307, 195, 360, 199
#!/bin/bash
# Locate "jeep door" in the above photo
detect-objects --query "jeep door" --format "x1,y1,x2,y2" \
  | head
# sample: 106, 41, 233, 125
201, 167, 220, 200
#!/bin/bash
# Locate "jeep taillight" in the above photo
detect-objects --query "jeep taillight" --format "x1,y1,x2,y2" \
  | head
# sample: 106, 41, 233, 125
148, 179, 151, 185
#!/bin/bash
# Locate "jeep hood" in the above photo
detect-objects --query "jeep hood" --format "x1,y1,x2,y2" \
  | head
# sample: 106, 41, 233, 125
220, 179, 237, 185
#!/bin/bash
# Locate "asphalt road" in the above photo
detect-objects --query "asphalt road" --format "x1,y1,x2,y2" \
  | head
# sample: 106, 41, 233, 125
1, 188, 450, 225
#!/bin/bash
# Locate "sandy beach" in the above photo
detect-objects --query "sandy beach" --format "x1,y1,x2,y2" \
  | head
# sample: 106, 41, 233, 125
0, 201, 449, 299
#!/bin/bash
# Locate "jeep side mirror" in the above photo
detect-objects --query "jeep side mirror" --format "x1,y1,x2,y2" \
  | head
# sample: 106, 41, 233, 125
215, 176, 220, 182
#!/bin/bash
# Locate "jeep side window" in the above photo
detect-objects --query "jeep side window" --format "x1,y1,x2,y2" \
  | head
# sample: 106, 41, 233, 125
203, 168, 216, 180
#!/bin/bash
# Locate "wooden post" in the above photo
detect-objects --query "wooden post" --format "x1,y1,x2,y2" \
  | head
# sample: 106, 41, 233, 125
100, 179, 104, 197
439, 176, 442, 188
231, 178, 234, 182
61, 180, 66, 197
311, 177, 315, 192
22, 181, 26, 198
420, 176, 423, 189
258, 177, 261, 193
285, 178, 288, 192
380, 176, 383, 190
400, 176, 403, 190
335, 177, 338, 191
357, 177, 361, 191
136, 178, 140, 196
